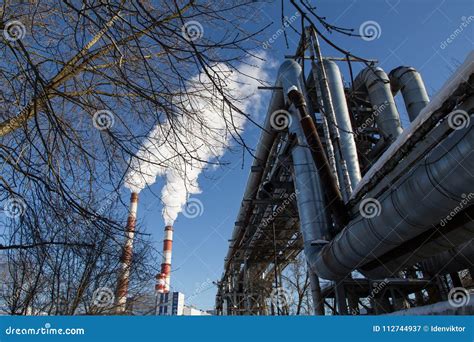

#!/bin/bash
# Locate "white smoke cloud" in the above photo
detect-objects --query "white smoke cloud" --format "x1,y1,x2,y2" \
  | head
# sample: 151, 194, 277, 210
124, 53, 270, 225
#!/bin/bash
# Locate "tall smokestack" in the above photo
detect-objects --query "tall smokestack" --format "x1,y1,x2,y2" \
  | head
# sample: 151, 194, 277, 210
156, 225, 173, 293
115, 192, 138, 313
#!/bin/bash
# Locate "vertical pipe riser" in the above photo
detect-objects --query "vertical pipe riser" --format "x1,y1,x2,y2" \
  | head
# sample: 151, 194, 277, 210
321, 60, 362, 189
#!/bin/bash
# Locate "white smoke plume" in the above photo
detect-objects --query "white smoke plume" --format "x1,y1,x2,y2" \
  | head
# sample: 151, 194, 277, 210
124, 53, 270, 225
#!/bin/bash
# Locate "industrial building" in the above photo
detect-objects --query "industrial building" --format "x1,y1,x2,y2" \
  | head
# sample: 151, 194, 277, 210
158, 292, 185, 316
215, 26, 474, 315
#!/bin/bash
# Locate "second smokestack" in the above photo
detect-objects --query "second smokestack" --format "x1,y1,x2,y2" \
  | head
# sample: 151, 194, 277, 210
156, 225, 173, 293
115, 192, 138, 313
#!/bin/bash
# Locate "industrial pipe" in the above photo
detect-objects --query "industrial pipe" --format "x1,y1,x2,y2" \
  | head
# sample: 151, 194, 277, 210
389, 66, 430, 121
115, 192, 138, 313
421, 239, 474, 276
353, 67, 403, 143
287, 88, 349, 229
288, 102, 330, 267
320, 59, 361, 189
311, 124, 474, 280
361, 206, 474, 277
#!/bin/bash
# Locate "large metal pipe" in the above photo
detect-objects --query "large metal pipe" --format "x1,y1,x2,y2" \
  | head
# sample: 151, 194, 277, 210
156, 225, 173, 293
320, 59, 361, 189
288, 102, 330, 264
288, 88, 349, 229
389, 66, 430, 121
115, 192, 138, 313
311, 124, 474, 280
361, 206, 474, 277
281, 59, 348, 229
353, 67, 403, 143
421, 239, 474, 276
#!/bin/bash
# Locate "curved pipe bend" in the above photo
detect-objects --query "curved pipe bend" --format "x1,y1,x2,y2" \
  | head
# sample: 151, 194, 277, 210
353, 67, 403, 143
389, 66, 430, 121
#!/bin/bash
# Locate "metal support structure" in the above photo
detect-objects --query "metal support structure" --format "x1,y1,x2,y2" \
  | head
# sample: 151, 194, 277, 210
217, 27, 474, 316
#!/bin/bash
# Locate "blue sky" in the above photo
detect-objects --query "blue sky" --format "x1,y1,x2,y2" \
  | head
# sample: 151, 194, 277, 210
129, 0, 473, 310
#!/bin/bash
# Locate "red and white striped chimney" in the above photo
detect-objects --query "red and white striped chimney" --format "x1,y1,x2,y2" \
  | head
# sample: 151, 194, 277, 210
156, 225, 173, 293
115, 192, 138, 313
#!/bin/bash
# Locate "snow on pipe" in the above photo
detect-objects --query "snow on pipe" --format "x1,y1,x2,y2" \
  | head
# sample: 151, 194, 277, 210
311, 124, 474, 280
156, 225, 173, 293
353, 67, 403, 143
319, 59, 361, 189
389, 66, 430, 121
115, 192, 139, 312
350, 52, 474, 201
